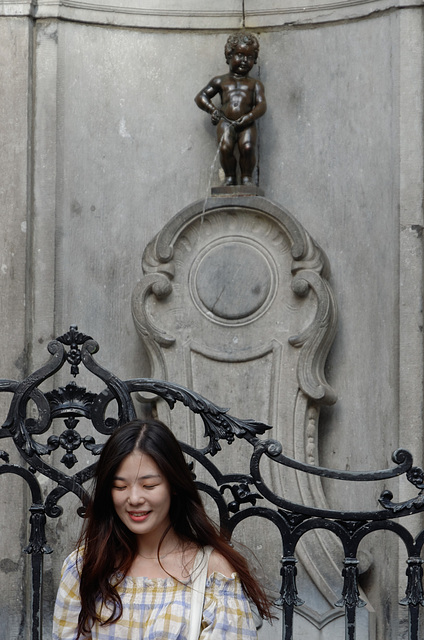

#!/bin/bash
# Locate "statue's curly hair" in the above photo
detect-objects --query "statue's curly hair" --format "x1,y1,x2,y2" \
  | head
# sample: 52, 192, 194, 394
225, 32, 259, 63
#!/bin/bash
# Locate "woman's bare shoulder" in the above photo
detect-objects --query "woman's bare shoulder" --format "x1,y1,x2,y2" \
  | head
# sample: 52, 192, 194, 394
207, 549, 235, 578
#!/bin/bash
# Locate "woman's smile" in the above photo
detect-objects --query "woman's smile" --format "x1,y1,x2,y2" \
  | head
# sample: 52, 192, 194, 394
127, 510, 151, 522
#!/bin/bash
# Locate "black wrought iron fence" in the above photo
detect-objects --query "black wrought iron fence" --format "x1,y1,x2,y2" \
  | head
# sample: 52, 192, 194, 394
1, 326, 424, 640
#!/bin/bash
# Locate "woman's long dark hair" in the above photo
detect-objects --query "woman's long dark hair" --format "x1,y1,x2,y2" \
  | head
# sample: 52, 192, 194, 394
76, 419, 273, 637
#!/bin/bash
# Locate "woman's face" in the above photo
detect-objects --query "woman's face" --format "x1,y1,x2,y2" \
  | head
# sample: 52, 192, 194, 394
111, 451, 172, 541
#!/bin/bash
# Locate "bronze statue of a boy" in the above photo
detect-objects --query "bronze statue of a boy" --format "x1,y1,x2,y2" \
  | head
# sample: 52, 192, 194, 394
195, 32, 266, 187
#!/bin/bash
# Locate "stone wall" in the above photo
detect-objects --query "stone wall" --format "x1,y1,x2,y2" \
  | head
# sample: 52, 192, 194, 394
1, 1, 423, 638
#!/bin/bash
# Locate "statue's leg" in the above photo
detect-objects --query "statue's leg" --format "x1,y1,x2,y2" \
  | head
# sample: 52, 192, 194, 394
217, 121, 237, 185
239, 125, 257, 185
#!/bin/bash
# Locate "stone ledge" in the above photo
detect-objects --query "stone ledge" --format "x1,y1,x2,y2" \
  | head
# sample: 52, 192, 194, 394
1, 0, 421, 26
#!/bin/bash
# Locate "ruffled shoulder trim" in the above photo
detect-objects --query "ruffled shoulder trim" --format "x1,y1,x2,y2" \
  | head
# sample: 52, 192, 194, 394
205, 571, 239, 588
207, 570, 238, 581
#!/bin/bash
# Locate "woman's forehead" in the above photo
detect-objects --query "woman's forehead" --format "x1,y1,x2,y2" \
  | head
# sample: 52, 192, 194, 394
115, 451, 161, 478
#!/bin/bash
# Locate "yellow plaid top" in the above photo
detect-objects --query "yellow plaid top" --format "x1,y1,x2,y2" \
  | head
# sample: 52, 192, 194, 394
52, 549, 258, 639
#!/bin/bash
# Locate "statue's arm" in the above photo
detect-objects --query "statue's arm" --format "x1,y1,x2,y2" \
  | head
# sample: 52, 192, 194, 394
194, 77, 222, 116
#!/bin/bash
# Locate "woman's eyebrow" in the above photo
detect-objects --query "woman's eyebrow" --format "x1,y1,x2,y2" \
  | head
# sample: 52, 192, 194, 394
113, 473, 162, 481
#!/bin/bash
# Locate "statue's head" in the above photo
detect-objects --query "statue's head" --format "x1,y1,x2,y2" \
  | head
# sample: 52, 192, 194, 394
225, 32, 259, 65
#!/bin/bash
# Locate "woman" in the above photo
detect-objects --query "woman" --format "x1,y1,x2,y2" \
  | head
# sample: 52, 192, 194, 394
52, 419, 273, 639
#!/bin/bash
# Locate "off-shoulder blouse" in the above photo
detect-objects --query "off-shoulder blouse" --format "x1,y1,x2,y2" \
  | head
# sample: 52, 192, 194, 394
52, 548, 257, 639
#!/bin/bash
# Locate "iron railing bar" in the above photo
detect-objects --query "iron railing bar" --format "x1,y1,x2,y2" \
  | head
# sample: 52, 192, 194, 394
345, 605, 356, 640
408, 604, 420, 640
255, 439, 412, 483
283, 603, 294, 640
30, 552, 43, 640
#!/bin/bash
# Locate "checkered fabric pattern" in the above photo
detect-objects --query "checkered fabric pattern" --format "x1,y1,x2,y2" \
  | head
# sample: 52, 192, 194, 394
52, 549, 257, 639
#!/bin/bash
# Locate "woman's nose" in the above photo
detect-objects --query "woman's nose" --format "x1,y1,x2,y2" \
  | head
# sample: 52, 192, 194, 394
128, 486, 144, 504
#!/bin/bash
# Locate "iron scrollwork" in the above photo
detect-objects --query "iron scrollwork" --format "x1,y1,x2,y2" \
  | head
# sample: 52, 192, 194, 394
2, 327, 424, 640
335, 558, 366, 609
277, 556, 305, 608
56, 325, 93, 376
220, 481, 262, 513
401, 558, 424, 608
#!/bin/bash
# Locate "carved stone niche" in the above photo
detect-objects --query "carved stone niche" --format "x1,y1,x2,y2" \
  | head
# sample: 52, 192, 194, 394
131, 195, 373, 636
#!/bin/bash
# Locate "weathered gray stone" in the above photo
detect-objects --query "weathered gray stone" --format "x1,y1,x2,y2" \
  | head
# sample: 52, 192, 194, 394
0, 4, 423, 638
0, 16, 32, 640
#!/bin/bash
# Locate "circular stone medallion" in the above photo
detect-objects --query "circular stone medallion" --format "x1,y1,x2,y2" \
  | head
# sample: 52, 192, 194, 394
191, 238, 276, 323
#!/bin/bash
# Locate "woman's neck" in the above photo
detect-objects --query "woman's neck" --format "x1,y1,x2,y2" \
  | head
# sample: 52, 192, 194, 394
135, 527, 180, 559
129, 535, 198, 580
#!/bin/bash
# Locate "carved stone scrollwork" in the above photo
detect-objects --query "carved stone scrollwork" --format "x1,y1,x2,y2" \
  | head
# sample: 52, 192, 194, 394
131, 195, 342, 627
131, 196, 337, 404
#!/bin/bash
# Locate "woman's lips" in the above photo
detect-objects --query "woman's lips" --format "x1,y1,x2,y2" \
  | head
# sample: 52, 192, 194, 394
127, 510, 151, 522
